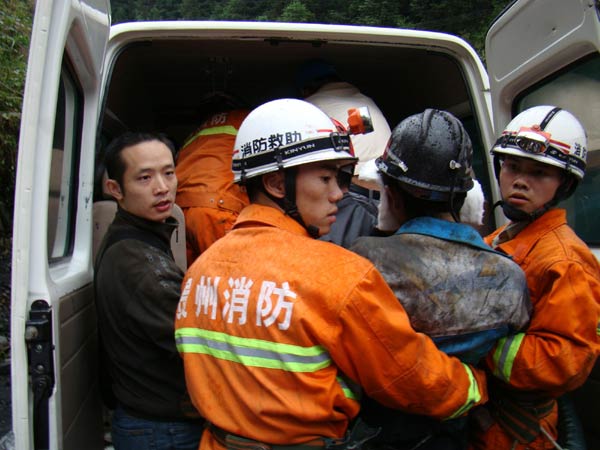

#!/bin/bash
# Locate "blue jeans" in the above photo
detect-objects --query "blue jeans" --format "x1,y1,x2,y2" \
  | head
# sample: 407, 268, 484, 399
111, 406, 204, 450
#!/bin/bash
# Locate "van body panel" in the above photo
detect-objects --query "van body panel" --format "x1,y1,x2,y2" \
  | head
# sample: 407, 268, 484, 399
11, 0, 110, 448
487, 0, 600, 446
487, 0, 599, 133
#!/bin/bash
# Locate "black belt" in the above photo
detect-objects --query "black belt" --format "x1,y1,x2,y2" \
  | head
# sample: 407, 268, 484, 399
208, 424, 345, 450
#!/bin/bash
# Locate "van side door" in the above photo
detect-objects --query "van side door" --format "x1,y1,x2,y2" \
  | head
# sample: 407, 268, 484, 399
486, 0, 600, 257
486, 0, 600, 447
11, 1, 110, 449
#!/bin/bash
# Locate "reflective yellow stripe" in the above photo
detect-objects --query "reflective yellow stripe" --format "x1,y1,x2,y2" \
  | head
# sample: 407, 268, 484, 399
336, 376, 359, 401
446, 363, 482, 419
183, 125, 239, 147
492, 332, 525, 382
596, 319, 599, 337
176, 327, 331, 372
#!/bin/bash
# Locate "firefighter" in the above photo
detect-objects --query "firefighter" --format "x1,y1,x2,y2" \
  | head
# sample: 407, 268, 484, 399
350, 109, 532, 449
176, 108, 250, 266
470, 106, 600, 449
175, 98, 488, 450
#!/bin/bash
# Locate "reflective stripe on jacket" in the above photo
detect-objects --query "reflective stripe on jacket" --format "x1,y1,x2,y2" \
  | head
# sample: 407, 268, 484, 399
484, 209, 600, 394
176, 109, 249, 211
175, 204, 487, 448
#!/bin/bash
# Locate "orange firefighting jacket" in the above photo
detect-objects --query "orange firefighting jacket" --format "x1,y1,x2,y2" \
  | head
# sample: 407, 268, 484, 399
484, 209, 600, 395
176, 110, 250, 263
175, 109, 249, 213
175, 204, 487, 449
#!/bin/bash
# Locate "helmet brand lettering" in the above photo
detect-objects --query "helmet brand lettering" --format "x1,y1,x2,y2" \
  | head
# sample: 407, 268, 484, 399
283, 142, 315, 157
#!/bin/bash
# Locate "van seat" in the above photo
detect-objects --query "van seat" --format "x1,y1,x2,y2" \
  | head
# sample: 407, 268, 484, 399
92, 200, 187, 272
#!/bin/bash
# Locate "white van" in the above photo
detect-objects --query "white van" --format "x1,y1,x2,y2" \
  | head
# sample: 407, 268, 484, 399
10, 0, 599, 448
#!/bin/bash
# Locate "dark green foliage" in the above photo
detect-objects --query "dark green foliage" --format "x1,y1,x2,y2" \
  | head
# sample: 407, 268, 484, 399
110, 0, 511, 56
0, 0, 32, 235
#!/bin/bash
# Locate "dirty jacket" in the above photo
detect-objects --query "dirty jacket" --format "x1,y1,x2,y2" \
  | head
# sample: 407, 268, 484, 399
484, 208, 600, 396
175, 204, 487, 449
95, 208, 199, 421
350, 217, 531, 446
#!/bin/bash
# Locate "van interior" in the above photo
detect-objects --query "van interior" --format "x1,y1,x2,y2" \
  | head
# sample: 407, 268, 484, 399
97, 34, 496, 235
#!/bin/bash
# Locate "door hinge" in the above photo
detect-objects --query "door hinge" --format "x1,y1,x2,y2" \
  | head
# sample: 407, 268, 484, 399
25, 299, 55, 450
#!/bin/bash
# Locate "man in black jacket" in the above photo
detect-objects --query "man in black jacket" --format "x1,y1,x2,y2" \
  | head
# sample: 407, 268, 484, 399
95, 132, 203, 450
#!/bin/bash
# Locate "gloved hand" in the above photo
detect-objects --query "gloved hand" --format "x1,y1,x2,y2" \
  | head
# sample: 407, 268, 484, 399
460, 179, 485, 226
376, 174, 402, 233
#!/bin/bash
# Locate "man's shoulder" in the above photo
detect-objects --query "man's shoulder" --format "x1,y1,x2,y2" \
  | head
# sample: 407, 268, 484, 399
344, 191, 378, 215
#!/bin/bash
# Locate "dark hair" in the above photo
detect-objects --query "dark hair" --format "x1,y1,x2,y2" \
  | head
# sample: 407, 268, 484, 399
244, 177, 263, 202
103, 132, 176, 189
382, 172, 466, 220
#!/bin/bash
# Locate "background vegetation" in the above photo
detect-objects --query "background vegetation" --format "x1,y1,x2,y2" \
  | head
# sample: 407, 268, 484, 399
112, 0, 512, 56
0, 0, 513, 241
0, 0, 32, 239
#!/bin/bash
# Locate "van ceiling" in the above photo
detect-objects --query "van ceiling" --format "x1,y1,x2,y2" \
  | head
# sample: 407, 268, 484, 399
103, 37, 469, 147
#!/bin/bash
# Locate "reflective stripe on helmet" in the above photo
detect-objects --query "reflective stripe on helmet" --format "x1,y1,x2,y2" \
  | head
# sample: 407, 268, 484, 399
233, 134, 352, 176
232, 99, 357, 183
492, 105, 587, 181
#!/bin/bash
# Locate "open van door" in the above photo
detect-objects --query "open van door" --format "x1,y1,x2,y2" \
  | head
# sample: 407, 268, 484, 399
11, 1, 110, 449
486, 0, 600, 447
486, 0, 600, 257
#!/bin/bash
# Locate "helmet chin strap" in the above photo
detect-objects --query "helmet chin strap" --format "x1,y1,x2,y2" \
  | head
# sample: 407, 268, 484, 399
494, 177, 572, 223
264, 168, 320, 238
494, 200, 550, 223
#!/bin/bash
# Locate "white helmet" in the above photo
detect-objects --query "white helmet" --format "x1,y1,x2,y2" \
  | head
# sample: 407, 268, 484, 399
232, 98, 357, 183
492, 105, 587, 181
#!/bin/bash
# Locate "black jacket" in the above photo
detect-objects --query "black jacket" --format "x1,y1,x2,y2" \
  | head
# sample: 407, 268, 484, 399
95, 207, 200, 421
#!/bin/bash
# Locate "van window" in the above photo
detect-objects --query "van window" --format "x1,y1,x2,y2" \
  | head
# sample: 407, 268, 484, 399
515, 55, 600, 245
47, 59, 82, 260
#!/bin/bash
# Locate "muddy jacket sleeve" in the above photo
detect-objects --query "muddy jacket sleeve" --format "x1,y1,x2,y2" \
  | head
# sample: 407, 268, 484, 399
327, 265, 488, 420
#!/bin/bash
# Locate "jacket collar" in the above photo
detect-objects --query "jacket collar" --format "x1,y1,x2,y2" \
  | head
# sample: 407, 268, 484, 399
114, 206, 178, 243
495, 208, 567, 263
234, 204, 310, 237
396, 216, 494, 252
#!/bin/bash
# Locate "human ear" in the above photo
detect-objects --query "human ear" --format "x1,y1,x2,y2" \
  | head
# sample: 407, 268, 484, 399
262, 171, 286, 199
105, 179, 124, 201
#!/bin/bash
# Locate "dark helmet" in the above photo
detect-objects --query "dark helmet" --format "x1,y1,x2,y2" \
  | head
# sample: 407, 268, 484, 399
376, 109, 474, 201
